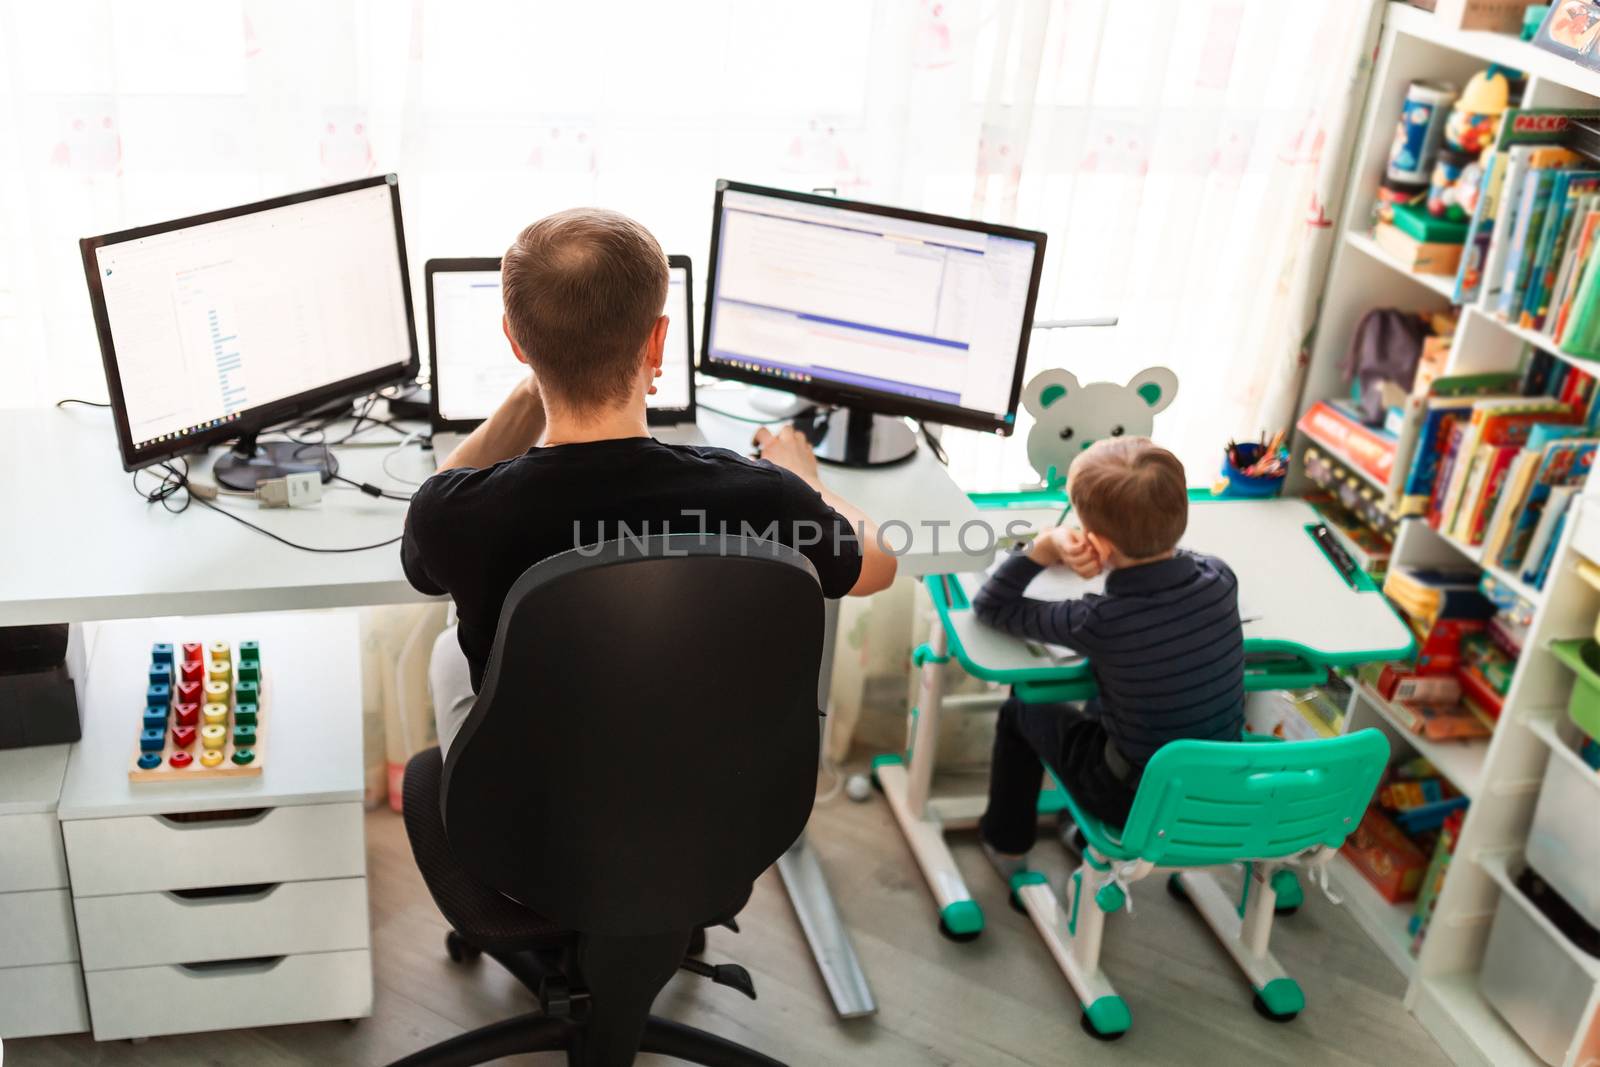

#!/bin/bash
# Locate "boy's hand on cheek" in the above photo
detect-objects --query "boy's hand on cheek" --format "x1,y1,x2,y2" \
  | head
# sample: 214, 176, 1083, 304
1027, 526, 1066, 567
1061, 528, 1102, 579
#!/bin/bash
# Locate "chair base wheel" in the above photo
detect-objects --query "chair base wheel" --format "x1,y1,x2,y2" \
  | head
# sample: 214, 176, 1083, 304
1166, 874, 1189, 904
938, 915, 981, 942
1080, 1009, 1127, 1041
1008, 889, 1027, 915
445, 931, 481, 964
1253, 992, 1298, 1023
1275, 904, 1299, 916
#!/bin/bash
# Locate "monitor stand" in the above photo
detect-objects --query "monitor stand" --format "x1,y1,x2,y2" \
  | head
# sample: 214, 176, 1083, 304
797, 406, 917, 468
212, 433, 340, 491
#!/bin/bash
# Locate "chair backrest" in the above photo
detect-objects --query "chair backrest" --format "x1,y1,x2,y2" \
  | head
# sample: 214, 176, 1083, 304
1117, 729, 1389, 867
441, 534, 824, 937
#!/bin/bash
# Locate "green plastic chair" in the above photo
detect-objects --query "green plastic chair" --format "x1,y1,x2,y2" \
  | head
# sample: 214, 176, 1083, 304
1008, 728, 1389, 1040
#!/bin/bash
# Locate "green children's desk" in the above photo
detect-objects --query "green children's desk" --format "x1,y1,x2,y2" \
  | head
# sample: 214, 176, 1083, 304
872, 494, 1415, 1037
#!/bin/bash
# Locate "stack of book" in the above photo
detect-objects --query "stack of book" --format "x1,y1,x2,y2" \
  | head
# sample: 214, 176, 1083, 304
1375, 568, 1498, 741
1455, 108, 1600, 358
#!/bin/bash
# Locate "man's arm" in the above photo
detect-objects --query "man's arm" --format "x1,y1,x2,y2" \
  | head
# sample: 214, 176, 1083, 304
754, 426, 897, 597
437, 375, 546, 472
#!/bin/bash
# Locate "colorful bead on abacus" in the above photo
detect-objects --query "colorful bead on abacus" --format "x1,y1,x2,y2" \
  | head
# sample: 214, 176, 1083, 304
208, 641, 231, 664
200, 724, 226, 750
180, 660, 205, 684
173, 703, 200, 727
175, 679, 203, 705
231, 749, 255, 766
137, 752, 162, 770
182, 642, 204, 665
202, 704, 228, 727
139, 727, 164, 752
169, 751, 193, 769
151, 642, 174, 667
148, 663, 171, 686
235, 680, 258, 706
171, 725, 197, 749
232, 725, 256, 748
204, 680, 230, 705
146, 683, 170, 707
142, 706, 168, 731
236, 661, 260, 684
200, 748, 224, 768
233, 703, 257, 726
207, 661, 230, 684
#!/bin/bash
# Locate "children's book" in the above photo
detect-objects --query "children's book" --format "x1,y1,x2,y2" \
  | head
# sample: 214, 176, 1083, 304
1524, 174, 1600, 328
1480, 450, 1541, 561
1547, 205, 1600, 333
1399, 374, 1524, 517
1500, 439, 1599, 569
1559, 234, 1600, 357
1429, 422, 1470, 529
1498, 169, 1556, 321
1436, 399, 1576, 534
1464, 444, 1523, 544
1523, 485, 1577, 585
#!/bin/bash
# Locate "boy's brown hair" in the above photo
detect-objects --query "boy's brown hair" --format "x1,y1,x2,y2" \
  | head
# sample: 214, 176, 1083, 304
1068, 437, 1188, 559
501, 207, 668, 411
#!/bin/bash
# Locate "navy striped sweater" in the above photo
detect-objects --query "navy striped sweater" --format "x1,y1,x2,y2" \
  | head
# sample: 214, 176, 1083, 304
973, 549, 1245, 766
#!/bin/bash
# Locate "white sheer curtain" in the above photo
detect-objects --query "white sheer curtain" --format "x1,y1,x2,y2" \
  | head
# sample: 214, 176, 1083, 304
0, 0, 1381, 485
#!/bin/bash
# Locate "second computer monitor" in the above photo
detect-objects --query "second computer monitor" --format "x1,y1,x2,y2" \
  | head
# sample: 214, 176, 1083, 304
427, 255, 695, 431
700, 181, 1046, 450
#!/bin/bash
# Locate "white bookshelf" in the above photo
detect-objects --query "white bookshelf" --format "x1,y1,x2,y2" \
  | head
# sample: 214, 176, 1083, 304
1298, 6, 1600, 1065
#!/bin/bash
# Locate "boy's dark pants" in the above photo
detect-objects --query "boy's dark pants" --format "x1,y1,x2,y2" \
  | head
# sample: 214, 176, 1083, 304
978, 694, 1140, 855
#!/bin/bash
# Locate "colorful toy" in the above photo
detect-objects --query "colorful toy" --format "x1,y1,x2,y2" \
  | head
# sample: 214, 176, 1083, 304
129, 639, 265, 781
1387, 80, 1457, 187
1022, 366, 1178, 490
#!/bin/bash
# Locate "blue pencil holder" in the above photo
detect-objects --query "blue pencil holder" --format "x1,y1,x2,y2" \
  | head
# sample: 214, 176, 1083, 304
1218, 443, 1285, 499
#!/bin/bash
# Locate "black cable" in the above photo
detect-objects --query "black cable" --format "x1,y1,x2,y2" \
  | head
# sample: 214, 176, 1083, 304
134, 460, 404, 553
919, 420, 949, 466
697, 402, 786, 425
56, 398, 110, 409
331, 473, 413, 502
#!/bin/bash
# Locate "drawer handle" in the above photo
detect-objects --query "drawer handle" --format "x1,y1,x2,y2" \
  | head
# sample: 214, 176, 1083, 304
155, 808, 270, 829
176, 955, 286, 976
166, 883, 280, 904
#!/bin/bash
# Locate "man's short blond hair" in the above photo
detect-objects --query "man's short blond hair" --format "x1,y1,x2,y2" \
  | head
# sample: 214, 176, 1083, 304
501, 207, 668, 411
1067, 437, 1188, 559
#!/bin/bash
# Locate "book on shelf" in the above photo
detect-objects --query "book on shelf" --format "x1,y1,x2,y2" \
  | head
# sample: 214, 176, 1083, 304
1495, 167, 1556, 322
1523, 175, 1600, 328
1429, 398, 1577, 537
1523, 485, 1578, 588
1498, 438, 1598, 572
1296, 399, 1396, 487
1383, 567, 1495, 631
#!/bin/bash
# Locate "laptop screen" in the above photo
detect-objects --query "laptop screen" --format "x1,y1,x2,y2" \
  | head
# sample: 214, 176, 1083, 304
429, 260, 694, 426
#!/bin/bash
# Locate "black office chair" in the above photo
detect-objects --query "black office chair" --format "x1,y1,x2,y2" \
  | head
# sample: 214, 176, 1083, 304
392, 534, 824, 1067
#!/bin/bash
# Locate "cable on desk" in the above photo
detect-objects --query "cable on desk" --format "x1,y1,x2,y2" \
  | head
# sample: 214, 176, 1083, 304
331, 472, 413, 502
132, 459, 404, 553
919, 421, 948, 466
55, 398, 110, 409
696, 402, 787, 425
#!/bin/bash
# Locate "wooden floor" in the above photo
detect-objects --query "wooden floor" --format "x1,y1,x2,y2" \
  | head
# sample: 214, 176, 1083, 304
10, 768, 1450, 1067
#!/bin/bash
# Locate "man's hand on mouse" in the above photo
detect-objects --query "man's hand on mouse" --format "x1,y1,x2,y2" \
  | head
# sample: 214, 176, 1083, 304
754, 425, 822, 486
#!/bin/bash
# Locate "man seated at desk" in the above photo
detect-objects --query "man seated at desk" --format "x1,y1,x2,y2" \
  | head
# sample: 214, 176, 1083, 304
401, 207, 897, 752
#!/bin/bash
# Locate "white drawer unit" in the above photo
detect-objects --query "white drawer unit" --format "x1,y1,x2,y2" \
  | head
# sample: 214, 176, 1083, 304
58, 613, 372, 1041
83, 950, 374, 1041
62, 802, 365, 897
0, 962, 91, 1039
73, 877, 369, 971
0, 743, 86, 1039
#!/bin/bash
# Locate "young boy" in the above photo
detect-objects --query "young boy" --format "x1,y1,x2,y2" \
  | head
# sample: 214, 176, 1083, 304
973, 437, 1244, 872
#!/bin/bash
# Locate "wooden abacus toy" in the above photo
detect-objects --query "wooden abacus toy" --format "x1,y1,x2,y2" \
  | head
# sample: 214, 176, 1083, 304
129, 639, 267, 781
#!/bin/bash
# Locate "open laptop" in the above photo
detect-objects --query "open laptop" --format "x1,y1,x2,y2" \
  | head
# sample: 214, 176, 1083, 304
426, 254, 703, 460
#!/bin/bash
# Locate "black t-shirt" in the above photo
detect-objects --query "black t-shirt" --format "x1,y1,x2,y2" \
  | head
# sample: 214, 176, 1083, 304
401, 437, 864, 691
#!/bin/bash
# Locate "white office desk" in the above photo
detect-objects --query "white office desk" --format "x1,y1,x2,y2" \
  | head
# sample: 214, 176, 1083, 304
0, 396, 995, 1020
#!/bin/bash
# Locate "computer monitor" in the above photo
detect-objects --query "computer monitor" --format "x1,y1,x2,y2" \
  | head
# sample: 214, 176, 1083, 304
426, 254, 696, 431
81, 174, 420, 488
700, 180, 1046, 466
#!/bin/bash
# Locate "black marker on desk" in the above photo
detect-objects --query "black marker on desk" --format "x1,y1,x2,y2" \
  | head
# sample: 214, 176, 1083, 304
1311, 523, 1359, 586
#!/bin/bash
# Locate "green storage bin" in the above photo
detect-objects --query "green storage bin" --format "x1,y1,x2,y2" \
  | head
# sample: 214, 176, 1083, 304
1550, 639, 1600, 740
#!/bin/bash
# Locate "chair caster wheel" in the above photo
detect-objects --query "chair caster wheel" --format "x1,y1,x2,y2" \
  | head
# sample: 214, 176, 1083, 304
1275, 905, 1299, 916
938, 915, 981, 943
686, 927, 707, 958
445, 931, 481, 963
1008, 889, 1027, 916
1080, 1010, 1127, 1041
1253, 992, 1298, 1023
1166, 874, 1189, 904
